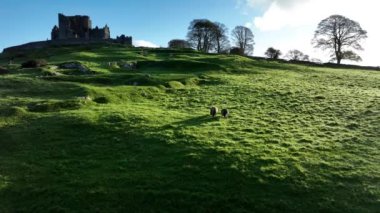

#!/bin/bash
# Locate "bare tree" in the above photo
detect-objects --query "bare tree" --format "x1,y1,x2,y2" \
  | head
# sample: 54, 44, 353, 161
187, 19, 217, 53
168, 39, 190, 49
265, 47, 282, 59
231, 26, 255, 55
286, 49, 309, 61
313, 15, 367, 64
213, 22, 230, 53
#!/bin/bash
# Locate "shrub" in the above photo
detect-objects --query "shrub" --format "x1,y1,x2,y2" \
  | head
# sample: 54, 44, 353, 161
168, 39, 190, 49
21, 59, 47, 68
0, 67, 10, 75
93, 97, 109, 104
0, 106, 26, 117
230, 47, 244, 55
265, 47, 282, 59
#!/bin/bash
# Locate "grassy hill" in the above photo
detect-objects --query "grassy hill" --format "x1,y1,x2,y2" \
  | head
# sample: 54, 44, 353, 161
0, 44, 379, 212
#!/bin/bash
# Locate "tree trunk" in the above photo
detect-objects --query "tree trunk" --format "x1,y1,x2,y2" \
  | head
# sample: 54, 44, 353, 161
337, 58, 341, 65
336, 42, 342, 65
336, 51, 342, 65
217, 39, 221, 53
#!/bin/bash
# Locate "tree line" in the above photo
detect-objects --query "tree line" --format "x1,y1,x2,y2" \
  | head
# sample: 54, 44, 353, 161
168, 19, 254, 56
168, 15, 367, 65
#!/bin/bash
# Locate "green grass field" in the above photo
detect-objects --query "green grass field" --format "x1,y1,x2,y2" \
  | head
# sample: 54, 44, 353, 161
0, 44, 379, 212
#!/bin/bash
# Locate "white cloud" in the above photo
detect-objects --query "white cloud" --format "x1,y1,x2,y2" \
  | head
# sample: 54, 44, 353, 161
244, 0, 380, 66
245, 0, 309, 8
133, 40, 159, 48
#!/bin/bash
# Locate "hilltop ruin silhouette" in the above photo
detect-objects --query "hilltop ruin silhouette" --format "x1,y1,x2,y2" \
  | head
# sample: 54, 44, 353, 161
3, 14, 132, 53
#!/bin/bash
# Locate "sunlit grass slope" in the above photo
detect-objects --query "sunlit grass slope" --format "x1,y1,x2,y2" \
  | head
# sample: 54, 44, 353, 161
0, 44, 379, 212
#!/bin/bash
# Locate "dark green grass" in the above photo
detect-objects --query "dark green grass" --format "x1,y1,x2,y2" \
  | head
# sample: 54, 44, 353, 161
0, 45, 379, 212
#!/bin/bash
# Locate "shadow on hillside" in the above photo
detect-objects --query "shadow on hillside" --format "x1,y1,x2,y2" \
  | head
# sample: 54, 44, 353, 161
47, 50, 226, 74
191, 56, 306, 73
42, 73, 166, 87
137, 60, 224, 73
162, 115, 218, 129
248, 60, 302, 71
0, 113, 378, 212
0, 77, 87, 100
41, 71, 227, 88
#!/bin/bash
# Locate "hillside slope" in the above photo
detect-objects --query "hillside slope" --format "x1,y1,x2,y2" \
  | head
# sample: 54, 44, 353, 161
0, 44, 379, 212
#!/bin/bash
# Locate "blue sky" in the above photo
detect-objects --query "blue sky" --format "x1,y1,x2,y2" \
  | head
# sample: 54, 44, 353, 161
1, 0, 378, 66
0, 0, 252, 49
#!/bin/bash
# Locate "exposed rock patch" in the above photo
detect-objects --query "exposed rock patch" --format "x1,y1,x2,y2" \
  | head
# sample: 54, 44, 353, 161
121, 62, 138, 70
59, 62, 92, 74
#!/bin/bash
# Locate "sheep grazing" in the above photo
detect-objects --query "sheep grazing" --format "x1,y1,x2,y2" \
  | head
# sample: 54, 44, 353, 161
221, 109, 229, 118
210, 106, 218, 117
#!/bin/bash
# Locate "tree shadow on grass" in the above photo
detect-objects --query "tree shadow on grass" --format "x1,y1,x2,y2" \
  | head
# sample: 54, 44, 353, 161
0, 113, 378, 212
162, 115, 219, 129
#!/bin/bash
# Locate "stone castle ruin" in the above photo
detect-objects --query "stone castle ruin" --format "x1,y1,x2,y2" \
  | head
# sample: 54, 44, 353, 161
3, 13, 132, 53
51, 14, 110, 40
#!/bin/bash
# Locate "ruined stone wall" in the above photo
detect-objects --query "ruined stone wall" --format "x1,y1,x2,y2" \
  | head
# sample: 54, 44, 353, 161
90, 26, 110, 40
51, 26, 59, 40
52, 14, 111, 40
57, 14, 92, 40
116, 35, 132, 45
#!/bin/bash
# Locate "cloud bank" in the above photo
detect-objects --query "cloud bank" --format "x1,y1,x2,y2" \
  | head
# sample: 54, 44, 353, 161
243, 0, 380, 66
245, 0, 309, 9
133, 40, 159, 48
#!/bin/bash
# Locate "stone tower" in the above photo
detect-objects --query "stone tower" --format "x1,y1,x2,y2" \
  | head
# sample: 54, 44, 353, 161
51, 25, 59, 40
51, 13, 110, 40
